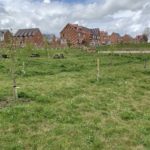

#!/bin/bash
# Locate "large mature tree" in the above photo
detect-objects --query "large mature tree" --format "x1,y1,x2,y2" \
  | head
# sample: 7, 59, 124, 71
142, 34, 148, 42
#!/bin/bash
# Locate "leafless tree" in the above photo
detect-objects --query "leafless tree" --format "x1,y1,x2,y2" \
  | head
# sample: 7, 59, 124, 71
7, 29, 18, 100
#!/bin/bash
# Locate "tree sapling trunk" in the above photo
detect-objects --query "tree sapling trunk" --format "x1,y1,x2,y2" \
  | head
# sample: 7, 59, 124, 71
10, 48, 18, 100
97, 58, 100, 81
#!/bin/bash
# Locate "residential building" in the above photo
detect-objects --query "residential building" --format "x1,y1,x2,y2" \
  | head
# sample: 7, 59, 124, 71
0, 29, 12, 45
110, 32, 122, 44
122, 34, 134, 43
99, 31, 110, 45
60, 23, 100, 47
14, 28, 43, 47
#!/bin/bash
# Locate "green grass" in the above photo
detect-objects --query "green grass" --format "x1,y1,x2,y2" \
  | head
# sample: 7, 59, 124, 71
96, 43, 150, 51
0, 48, 150, 149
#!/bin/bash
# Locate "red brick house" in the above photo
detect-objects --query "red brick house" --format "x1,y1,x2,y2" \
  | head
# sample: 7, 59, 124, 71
14, 28, 43, 47
0, 30, 12, 46
110, 32, 122, 44
60, 23, 100, 47
122, 34, 134, 43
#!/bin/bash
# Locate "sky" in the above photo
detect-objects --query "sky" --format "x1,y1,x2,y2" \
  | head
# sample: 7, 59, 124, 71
0, 0, 150, 37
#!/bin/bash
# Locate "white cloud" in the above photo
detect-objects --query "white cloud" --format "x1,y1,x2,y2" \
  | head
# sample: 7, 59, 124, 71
0, 0, 150, 37
43, 0, 51, 4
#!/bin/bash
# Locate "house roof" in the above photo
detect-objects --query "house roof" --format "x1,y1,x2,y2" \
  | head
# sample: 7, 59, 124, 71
15, 28, 41, 37
0, 29, 10, 34
60, 23, 100, 38
69, 24, 100, 36
100, 31, 108, 34
123, 34, 133, 39
111, 32, 121, 37
90, 28, 100, 36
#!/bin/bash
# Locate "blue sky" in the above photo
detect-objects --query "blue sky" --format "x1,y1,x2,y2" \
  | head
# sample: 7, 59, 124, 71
0, 0, 150, 36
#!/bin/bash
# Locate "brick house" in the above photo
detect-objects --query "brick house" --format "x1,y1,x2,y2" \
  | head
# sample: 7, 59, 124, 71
110, 32, 122, 44
0, 30, 12, 46
122, 34, 134, 43
60, 23, 100, 47
14, 28, 43, 47
99, 31, 110, 45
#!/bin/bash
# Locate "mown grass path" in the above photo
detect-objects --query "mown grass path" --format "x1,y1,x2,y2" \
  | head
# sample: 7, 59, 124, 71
99, 50, 150, 54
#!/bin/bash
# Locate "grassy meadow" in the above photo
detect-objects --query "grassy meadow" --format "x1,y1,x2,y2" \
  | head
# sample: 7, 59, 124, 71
0, 48, 150, 149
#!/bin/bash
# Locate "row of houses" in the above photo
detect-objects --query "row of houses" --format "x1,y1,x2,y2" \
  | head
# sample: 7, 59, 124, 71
0, 28, 44, 47
60, 23, 147, 47
0, 23, 148, 48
